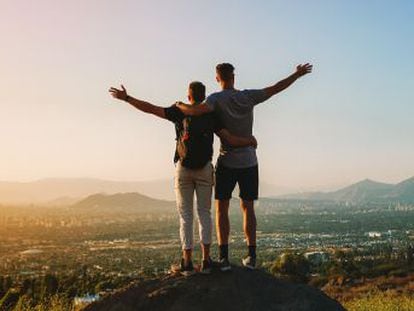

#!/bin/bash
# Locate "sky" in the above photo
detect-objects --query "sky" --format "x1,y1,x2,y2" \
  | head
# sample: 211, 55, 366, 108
1, 0, 413, 192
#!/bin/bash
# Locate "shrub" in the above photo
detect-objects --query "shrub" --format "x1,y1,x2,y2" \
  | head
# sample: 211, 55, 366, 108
270, 252, 310, 282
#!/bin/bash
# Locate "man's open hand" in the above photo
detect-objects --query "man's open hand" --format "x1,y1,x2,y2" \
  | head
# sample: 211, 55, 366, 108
109, 85, 128, 101
295, 63, 313, 77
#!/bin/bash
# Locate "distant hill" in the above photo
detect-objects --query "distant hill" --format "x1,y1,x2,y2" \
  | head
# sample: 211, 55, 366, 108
0, 177, 289, 205
83, 266, 345, 311
389, 177, 414, 201
278, 176, 414, 203
327, 179, 394, 202
71, 192, 174, 213
0, 178, 175, 205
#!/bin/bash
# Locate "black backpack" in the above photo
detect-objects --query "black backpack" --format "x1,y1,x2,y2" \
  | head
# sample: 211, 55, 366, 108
175, 115, 214, 169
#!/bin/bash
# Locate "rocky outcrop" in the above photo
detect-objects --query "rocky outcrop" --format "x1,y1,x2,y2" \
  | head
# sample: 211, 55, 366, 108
84, 266, 345, 311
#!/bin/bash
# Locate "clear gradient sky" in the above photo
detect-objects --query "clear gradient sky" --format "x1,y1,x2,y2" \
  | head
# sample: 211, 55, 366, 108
1, 0, 413, 192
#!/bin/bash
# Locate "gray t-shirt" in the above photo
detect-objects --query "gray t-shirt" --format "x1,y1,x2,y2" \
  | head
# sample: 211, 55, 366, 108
205, 89, 268, 168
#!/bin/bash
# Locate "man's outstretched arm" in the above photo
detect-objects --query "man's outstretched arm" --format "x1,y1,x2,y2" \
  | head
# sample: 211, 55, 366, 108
263, 63, 313, 100
175, 102, 212, 116
109, 85, 166, 119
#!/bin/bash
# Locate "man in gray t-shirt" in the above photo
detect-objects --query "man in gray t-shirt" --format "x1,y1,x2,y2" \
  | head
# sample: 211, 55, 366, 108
177, 62, 312, 270
205, 88, 267, 168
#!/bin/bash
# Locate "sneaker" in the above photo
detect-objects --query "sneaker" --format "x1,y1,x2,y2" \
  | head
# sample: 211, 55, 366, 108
171, 258, 196, 277
181, 258, 196, 276
242, 256, 256, 270
200, 258, 213, 275
218, 257, 232, 272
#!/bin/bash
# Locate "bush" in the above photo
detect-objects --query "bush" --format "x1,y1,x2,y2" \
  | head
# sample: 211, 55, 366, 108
270, 252, 310, 282
308, 275, 328, 288
11, 294, 76, 311
371, 263, 400, 277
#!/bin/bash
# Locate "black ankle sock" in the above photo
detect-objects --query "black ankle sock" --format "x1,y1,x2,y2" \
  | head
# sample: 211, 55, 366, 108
219, 244, 229, 260
248, 245, 256, 258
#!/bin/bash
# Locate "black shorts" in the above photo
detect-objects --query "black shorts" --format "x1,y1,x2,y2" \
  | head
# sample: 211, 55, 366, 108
214, 164, 259, 201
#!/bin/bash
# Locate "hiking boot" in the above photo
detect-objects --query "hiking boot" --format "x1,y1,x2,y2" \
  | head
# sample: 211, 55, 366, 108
171, 258, 196, 276
200, 257, 213, 275
242, 256, 256, 270
218, 257, 231, 272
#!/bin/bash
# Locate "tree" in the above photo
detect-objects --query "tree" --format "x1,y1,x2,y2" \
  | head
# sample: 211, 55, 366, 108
406, 245, 414, 264
0, 288, 20, 310
2, 276, 12, 293
270, 252, 310, 282
40, 274, 59, 299
19, 278, 34, 297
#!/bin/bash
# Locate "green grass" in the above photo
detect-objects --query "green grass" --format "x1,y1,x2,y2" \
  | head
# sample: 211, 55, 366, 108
11, 295, 78, 311
343, 291, 414, 311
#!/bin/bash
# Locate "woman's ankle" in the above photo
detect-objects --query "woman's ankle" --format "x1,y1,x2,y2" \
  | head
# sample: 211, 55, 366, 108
183, 249, 193, 264
201, 243, 210, 260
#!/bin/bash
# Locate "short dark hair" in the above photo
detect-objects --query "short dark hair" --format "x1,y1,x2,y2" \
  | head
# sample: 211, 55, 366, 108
188, 81, 206, 103
216, 63, 235, 81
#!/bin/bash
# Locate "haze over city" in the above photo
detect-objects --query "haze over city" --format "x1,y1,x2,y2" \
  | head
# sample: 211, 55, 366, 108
1, 0, 413, 192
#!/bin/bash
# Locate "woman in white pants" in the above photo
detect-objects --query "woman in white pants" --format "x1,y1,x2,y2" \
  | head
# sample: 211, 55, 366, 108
109, 81, 256, 275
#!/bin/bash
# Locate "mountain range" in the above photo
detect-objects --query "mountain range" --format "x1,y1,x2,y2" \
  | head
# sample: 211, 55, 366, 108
278, 177, 414, 203
1, 176, 413, 206
0, 178, 283, 205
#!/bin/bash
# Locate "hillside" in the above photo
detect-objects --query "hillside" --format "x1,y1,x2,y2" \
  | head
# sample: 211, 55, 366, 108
328, 179, 394, 202
389, 177, 414, 201
71, 192, 174, 213
278, 176, 414, 203
83, 266, 345, 311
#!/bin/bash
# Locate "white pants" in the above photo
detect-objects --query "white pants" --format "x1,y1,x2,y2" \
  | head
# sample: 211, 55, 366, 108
174, 161, 213, 250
